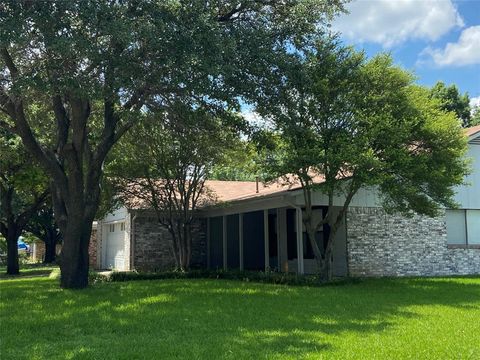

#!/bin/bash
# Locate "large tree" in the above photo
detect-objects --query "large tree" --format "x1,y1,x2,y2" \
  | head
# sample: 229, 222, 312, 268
111, 102, 242, 270
0, 129, 48, 274
257, 42, 469, 281
0, 1, 345, 287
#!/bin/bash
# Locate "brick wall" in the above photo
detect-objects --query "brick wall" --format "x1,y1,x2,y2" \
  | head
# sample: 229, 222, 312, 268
347, 207, 480, 276
133, 215, 207, 271
32, 241, 45, 262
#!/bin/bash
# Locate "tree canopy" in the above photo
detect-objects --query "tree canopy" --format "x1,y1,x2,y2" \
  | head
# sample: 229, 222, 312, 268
255, 41, 469, 280
0, 129, 48, 274
471, 106, 480, 126
25, 201, 62, 264
110, 103, 245, 270
429, 81, 472, 127
0, 0, 345, 287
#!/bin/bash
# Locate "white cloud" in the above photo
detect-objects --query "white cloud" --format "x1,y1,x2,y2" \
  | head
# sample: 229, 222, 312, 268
421, 26, 480, 66
470, 96, 480, 109
333, 0, 464, 48
242, 111, 261, 124
242, 110, 274, 130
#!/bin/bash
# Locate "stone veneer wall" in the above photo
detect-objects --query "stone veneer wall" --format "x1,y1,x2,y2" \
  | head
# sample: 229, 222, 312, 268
133, 215, 207, 271
347, 207, 480, 277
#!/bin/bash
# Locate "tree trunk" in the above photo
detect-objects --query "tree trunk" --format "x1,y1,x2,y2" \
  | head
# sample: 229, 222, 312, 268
59, 219, 92, 289
43, 232, 57, 264
320, 248, 333, 282
306, 228, 327, 280
306, 225, 335, 282
6, 227, 20, 275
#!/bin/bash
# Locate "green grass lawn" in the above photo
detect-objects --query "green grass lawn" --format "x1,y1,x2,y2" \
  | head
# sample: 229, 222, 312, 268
0, 264, 58, 279
1, 275, 479, 359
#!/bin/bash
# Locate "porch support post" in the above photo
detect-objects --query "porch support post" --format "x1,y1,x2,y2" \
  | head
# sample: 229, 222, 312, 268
296, 207, 304, 274
206, 218, 211, 269
222, 215, 227, 270
239, 213, 244, 271
264, 209, 269, 271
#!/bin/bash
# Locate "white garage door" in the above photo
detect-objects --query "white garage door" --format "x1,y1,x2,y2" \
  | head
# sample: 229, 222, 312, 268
105, 223, 126, 270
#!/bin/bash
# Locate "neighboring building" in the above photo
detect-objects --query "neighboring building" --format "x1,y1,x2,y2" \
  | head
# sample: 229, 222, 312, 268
30, 240, 62, 263
90, 126, 480, 276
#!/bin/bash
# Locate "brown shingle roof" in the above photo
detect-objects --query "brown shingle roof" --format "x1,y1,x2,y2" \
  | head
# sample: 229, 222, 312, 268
466, 125, 480, 137
203, 180, 282, 202
119, 178, 299, 210
203, 179, 298, 202
120, 175, 325, 210
204, 171, 328, 203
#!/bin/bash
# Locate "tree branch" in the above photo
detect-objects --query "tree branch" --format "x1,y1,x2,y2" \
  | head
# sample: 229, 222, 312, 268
51, 95, 70, 153
17, 189, 49, 230
1, 47, 19, 79
217, 3, 247, 22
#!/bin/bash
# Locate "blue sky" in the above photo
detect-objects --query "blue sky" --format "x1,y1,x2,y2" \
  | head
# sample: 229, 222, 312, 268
333, 0, 480, 107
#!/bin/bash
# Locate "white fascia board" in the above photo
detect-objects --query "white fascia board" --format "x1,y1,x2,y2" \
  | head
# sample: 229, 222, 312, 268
200, 194, 293, 217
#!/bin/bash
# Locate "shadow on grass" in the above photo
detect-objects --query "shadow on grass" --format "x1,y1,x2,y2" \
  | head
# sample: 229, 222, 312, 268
0, 276, 479, 359
0, 264, 58, 280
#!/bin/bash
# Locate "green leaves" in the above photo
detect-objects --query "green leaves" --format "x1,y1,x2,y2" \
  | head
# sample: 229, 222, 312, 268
0, 129, 49, 234
429, 81, 472, 128
0, 130, 47, 199
257, 41, 469, 217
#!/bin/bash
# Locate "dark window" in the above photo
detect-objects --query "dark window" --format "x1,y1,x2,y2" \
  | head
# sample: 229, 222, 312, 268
446, 209, 480, 245
226, 214, 240, 269
209, 217, 223, 269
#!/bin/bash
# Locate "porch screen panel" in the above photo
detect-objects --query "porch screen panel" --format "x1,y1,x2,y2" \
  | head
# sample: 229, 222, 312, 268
242, 211, 265, 270
226, 214, 240, 269
209, 216, 223, 269
286, 209, 297, 260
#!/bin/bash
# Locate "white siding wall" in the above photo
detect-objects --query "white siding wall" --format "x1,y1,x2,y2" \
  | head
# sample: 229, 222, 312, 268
293, 186, 382, 208
292, 142, 480, 211
453, 143, 480, 209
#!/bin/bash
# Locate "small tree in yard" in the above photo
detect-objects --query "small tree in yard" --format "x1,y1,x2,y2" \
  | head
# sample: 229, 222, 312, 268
257, 41, 469, 281
0, 130, 48, 274
111, 103, 243, 271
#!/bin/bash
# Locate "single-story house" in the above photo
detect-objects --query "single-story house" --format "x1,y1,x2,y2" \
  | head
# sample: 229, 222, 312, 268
90, 125, 480, 277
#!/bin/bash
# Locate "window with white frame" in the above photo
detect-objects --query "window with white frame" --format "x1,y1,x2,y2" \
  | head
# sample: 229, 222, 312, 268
446, 209, 480, 245
109, 224, 115, 232
120, 222, 125, 231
